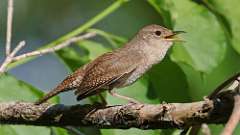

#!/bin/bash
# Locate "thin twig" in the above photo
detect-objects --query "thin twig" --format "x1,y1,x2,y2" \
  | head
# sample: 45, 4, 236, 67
0, 41, 25, 74
0, 32, 96, 74
5, 0, 14, 56
10, 41, 26, 57
221, 79, 240, 135
12, 32, 96, 62
201, 124, 211, 135
190, 73, 240, 135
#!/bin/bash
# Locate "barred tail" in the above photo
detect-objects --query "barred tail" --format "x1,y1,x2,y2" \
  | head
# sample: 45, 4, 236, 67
34, 85, 72, 105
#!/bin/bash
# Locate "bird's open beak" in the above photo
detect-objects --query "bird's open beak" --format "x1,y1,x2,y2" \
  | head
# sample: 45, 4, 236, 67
164, 31, 186, 42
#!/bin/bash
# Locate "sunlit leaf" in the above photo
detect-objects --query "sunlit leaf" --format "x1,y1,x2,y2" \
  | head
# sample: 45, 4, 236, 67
0, 126, 50, 135
0, 74, 55, 135
101, 128, 160, 135
0, 73, 58, 103
149, 0, 226, 73
171, 0, 227, 73
207, 0, 240, 54
51, 127, 69, 135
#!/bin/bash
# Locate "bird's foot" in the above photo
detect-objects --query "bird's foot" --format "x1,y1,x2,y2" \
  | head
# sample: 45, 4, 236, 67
203, 96, 210, 102
128, 99, 142, 105
108, 90, 142, 104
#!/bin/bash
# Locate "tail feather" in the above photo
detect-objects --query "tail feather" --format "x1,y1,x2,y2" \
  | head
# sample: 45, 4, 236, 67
35, 85, 72, 105
35, 67, 85, 105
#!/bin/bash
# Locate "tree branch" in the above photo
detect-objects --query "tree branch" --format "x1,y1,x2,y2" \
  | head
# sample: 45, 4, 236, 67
0, 90, 235, 129
190, 74, 240, 135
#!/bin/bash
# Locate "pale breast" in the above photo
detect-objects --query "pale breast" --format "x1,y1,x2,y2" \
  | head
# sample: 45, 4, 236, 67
116, 41, 172, 88
117, 61, 150, 88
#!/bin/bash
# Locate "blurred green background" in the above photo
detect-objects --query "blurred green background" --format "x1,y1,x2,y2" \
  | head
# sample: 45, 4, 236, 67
0, 0, 240, 135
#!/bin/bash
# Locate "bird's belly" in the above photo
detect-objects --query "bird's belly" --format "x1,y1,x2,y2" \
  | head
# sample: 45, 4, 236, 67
121, 74, 141, 87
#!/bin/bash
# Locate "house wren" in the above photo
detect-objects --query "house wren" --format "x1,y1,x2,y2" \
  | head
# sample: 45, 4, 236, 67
35, 24, 184, 105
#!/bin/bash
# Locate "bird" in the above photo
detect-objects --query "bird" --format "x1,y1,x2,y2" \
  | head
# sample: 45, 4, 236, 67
35, 24, 184, 105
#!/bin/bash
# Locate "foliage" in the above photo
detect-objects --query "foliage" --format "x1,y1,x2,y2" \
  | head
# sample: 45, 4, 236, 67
1, 0, 240, 135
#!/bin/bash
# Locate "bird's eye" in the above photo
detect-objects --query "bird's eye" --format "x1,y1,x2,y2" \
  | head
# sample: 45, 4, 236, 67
155, 30, 162, 36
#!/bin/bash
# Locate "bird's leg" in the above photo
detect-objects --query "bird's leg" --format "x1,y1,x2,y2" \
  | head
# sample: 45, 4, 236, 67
98, 93, 107, 106
108, 89, 141, 104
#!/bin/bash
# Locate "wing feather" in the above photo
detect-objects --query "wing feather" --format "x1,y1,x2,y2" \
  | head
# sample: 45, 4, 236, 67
74, 51, 142, 100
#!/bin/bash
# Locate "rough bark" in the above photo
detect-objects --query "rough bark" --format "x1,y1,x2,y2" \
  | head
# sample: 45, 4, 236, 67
0, 90, 235, 129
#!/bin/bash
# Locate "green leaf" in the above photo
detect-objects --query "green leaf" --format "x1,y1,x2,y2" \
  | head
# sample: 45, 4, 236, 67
0, 73, 58, 103
149, 0, 227, 73
0, 126, 17, 135
177, 47, 240, 100
207, 0, 240, 54
78, 40, 111, 60
148, 56, 190, 102
57, 47, 89, 71
0, 125, 50, 135
171, 0, 226, 73
87, 29, 127, 48
57, 31, 125, 71
57, 40, 111, 71
51, 127, 69, 135
0, 74, 59, 135
0, 73, 42, 101
147, 0, 173, 28
101, 128, 160, 135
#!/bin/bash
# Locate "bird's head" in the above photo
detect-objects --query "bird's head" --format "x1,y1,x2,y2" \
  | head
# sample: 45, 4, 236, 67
137, 24, 185, 49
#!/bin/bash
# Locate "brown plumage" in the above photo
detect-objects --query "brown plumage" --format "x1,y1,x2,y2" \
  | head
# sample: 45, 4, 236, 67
35, 24, 184, 105
75, 51, 142, 101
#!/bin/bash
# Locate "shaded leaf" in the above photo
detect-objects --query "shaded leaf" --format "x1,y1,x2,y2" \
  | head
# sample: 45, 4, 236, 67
147, 0, 173, 28
87, 28, 127, 48
78, 40, 111, 60
148, 56, 190, 102
57, 47, 89, 71
106, 77, 158, 105
178, 47, 240, 100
